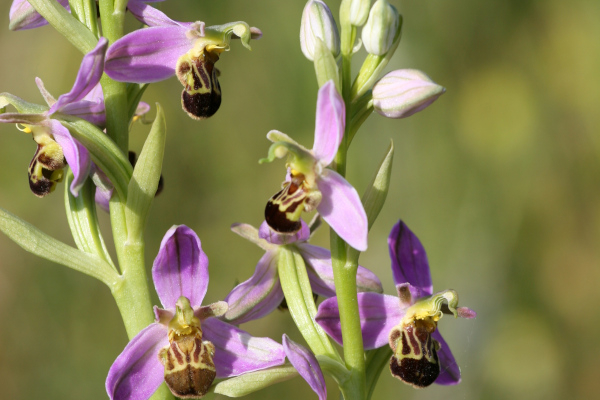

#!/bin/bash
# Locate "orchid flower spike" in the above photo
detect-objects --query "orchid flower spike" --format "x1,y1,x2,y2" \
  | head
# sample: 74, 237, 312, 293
316, 221, 476, 388
223, 221, 382, 325
105, 1, 261, 120
260, 81, 368, 251
106, 225, 286, 400
0, 38, 108, 197
9, 0, 69, 31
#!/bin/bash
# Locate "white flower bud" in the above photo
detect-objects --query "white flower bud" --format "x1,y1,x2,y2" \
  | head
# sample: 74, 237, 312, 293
348, 0, 372, 26
372, 70, 446, 119
300, 0, 340, 61
362, 0, 400, 55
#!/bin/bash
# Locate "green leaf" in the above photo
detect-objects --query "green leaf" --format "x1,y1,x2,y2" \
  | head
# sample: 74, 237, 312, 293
126, 104, 166, 243
362, 140, 394, 231
213, 365, 298, 397
64, 171, 115, 269
313, 38, 341, 92
348, 141, 393, 263
0, 206, 118, 285
28, 0, 98, 54
278, 247, 339, 359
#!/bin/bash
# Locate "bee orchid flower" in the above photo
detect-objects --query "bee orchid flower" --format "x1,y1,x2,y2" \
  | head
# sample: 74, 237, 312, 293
260, 81, 368, 251
0, 38, 108, 197
105, 0, 261, 120
316, 220, 476, 388
106, 225, 286, 400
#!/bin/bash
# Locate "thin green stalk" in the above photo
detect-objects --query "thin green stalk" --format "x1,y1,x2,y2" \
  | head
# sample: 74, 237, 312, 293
329, 242, 366, 400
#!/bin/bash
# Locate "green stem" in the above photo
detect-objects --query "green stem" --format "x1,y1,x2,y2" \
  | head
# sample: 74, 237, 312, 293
95, 0, 154, 339
340, 26, 355, 107
329, 20, 366, 400
329, 243, 366, 400
99, 0, 129, 152
96, 4, 170, 400
110, 244, 154, 339
106, 196, 153, 337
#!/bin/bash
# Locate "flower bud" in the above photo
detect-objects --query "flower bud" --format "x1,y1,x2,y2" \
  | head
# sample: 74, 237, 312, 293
348, 0, 371, 26
300, 0, 340, 61
362, 0, 400, 55
372, 70, 446, 119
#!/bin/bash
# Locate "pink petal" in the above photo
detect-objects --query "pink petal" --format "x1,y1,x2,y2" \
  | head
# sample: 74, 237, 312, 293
59, 100, 106, 128
283, 335, 326, 400
315, 292, 404, 349
49, 38, 108, 113
35, 77, 56, 106
432, 330, 461, 385
105, 323, 169, 400
46, 119, 91, 196
202, 318, 286, 378
297, 243, 383, 297
258, 220, 310, 245
9, 0, 69, 31
223, 251, 284, 325
312, 80, 345, 166
104, 25, 192, 83
152, 225, 209, 308
127, 0, 193, 28
388, 221, 433, 296
95, 186, 112, 213
83, 82, 104, 103
316, 169, 368, 251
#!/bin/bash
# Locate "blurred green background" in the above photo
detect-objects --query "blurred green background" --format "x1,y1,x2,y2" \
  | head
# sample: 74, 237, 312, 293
1, 0, 599, 399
